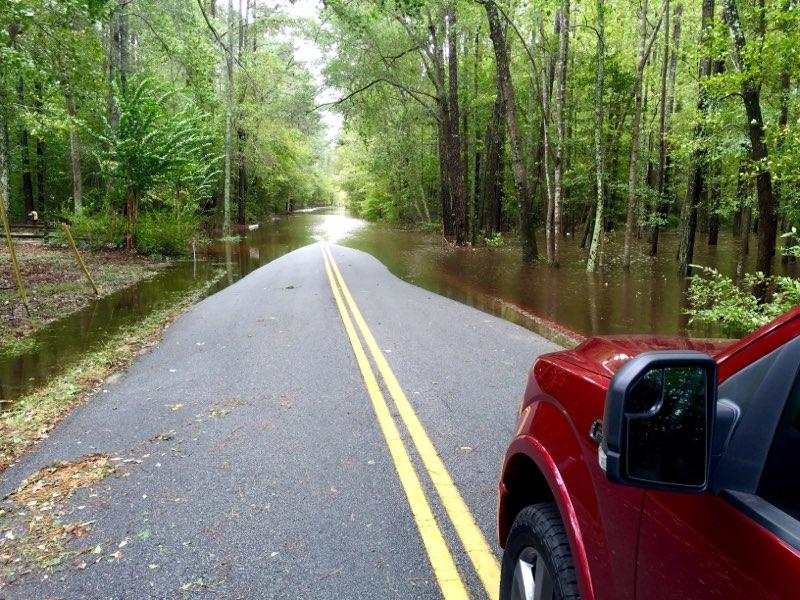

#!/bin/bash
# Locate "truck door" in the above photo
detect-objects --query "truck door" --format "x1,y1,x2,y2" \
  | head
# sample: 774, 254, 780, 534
635, 344, 800, 598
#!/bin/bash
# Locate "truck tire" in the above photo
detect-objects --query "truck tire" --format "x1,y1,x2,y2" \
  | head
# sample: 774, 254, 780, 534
500, 503, 580, 600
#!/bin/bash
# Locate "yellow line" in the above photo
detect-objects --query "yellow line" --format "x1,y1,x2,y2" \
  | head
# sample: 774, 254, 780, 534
320, 245, 469, 600
322, 243, 500, 600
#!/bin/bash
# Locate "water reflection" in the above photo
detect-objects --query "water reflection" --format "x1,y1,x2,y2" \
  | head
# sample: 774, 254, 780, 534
2, 207, 796, 404
312, 212, 366, 243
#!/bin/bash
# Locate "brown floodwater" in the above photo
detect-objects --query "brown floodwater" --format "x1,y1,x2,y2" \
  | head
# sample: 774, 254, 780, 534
1, 207, 796, 403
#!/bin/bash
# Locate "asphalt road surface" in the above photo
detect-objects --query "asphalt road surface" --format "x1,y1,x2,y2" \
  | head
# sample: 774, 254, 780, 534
0, 242, 558, 599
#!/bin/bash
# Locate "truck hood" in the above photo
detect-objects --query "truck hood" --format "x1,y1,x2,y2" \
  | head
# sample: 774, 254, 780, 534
559, 335, 734, 379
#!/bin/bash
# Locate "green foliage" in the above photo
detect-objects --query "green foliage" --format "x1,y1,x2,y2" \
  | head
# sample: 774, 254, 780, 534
135, 211, 206, 258
686, 266, 800, 337
1, 0, 329, 242
61, 212, 128, 251
781, 228, 800, 258
484, 232, 505, 248
99, 78, 219, 212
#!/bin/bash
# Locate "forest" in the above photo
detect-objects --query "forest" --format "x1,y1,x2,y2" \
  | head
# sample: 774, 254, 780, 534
1, 0, 799, 327
1, 0, 332, 256
325, 0, 799, 284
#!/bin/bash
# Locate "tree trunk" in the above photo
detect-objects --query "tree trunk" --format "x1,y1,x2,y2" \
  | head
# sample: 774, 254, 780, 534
677, 0, 714, 276
624, 0, 664, 268
223, 0, 234, 234
236, 0, 247, 226
237, 129, 246, 225
722, 0, 777, 294
650, 1, 682, 256
552, 0, 570, 267
483, 0, 538, 261
741, 209, 751, 257
542, 14, 558, 262
34, 82, 45, 214
587, 0, 606, 272
438, 119, 454, 235
482, 92, 505, 237
108, 0, 129, 205
471, 28, 482, 236
16, 80, 33, 218
447, 3, 468, 246
707, 164, 721, 245
126, 186, 139, 251
0, 117, 8, 215
66, 85, 83, 213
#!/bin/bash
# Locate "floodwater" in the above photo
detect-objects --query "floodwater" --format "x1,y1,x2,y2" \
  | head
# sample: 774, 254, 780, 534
1, 207, 794, 403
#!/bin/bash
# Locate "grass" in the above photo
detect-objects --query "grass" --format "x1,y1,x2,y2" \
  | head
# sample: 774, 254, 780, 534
0, 272, 223, 473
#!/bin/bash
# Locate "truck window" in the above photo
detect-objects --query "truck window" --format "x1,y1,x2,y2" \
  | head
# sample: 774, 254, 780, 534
758, 373, 800, 521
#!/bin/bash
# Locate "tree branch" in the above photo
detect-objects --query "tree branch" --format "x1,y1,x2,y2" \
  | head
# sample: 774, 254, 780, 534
313, 77, 438, 118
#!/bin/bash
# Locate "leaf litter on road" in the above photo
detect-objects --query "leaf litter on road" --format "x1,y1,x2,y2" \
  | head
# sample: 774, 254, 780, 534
0, 454, 117, 587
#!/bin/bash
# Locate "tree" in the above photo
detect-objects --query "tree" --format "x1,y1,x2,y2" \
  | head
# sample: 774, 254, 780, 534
721, 0, 778, 296
623, 0, 665, 269
677, 0, 715, 276
587, 0, 606, 273
447, 2, 469, 245
223, 0, 234, 235
649, 2, 682, 256
483, 0, 538, 261
552, 0, 570, 267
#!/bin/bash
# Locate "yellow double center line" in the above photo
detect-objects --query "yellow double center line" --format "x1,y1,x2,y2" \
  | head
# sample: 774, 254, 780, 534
321, 243, 500, 600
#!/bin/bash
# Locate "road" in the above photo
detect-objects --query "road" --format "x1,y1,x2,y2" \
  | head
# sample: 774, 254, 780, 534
0, 242, 558, 599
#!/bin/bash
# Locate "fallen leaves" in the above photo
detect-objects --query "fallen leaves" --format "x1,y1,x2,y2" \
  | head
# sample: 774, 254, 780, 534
0, 454, 118, 587
11, 454, 115, 508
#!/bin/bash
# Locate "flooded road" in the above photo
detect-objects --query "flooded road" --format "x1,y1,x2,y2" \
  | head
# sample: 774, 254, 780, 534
1, 207, 793, 403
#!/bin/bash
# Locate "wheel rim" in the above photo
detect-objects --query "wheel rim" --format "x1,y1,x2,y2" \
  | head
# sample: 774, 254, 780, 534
510, 546, 556, 600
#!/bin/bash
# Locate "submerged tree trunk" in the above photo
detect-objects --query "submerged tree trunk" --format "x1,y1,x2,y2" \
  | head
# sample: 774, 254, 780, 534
552, 0, 570, 267
650, 2, 682, 256
237, 129, 246, 225
623, 0, 664, 268
482, 91, 505, 236
236, 0, 247, 226
587, 0, 606, 273
447, 3, 469, 246
677, 0, 714, 276
438, 120, 454, 236
707, 165, 721, 245
542, 14, 558, 262
484, 0, 538, 261
223, 0, 234, 234
722, 0, 777, 293
66, 84, 83, 213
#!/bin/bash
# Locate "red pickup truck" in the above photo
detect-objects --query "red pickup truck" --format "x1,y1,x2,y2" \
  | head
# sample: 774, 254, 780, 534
498, 305, 800, 600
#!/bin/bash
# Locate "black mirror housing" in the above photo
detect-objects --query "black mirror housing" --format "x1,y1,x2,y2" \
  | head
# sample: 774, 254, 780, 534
602, 351, 718, 493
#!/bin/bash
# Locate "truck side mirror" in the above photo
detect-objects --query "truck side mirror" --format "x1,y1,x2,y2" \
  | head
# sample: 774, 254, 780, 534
601, 351, 717, 493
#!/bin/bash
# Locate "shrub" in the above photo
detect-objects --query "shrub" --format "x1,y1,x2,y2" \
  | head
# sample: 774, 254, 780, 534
484, 232, 505, 248
50, 212, 128, 251
686, 266, 800, 337
135, 212, 206, 258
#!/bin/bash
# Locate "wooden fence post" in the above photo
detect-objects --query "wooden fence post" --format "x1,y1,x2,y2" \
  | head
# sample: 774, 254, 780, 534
0, 191, 31, 316
61, 222, 99, 296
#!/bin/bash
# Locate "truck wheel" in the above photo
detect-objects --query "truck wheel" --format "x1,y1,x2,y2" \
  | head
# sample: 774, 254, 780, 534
500, 503, 580, 600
